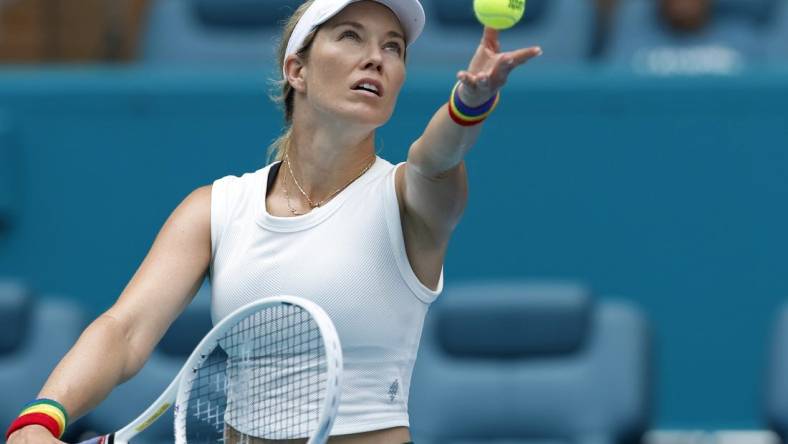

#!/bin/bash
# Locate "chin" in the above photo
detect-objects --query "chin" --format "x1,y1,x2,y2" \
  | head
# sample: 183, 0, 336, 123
340, 107, 391, 127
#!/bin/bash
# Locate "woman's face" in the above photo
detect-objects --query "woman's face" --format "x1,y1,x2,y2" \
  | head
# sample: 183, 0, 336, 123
294, 1, 407, 128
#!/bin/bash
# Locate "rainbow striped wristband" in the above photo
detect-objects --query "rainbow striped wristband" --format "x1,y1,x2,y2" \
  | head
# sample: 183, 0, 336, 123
448, 81, 500, 126
5, 398, 69, 440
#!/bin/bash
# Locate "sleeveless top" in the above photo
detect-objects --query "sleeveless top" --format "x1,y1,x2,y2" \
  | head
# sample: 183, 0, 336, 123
209, 156, 443, 436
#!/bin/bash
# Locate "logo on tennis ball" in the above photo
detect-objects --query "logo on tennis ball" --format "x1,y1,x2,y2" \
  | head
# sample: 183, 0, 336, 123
473, 0, 526, 30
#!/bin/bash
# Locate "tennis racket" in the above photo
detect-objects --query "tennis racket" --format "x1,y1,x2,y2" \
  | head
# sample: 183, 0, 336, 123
78, 295, 343, 444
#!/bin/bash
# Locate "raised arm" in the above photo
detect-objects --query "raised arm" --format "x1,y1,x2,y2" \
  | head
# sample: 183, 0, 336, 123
7, 185, 213, 444
396, 28, 541, 287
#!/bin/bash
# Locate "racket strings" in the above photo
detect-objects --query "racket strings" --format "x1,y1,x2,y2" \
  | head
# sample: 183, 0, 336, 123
227, 365, 325, 436
225, 316, 319, 355
182, 304, 327, 443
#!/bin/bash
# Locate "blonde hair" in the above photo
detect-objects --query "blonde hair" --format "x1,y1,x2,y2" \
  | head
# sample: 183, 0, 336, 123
267, 0, 319, 163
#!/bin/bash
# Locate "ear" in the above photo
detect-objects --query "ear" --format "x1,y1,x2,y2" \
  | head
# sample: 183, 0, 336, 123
284, 54, 307, 93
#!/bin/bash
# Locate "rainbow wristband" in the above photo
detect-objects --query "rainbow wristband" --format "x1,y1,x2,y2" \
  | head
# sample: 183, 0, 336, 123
5, 399, 69, 440
448, 81, 500, 126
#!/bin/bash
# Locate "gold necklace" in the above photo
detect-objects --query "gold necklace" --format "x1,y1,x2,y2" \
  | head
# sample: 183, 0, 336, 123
283, 153, 376, 211
282, 166, 305, 216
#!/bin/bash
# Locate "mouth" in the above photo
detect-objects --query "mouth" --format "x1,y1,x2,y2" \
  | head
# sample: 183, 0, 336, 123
351, 78, 384, 97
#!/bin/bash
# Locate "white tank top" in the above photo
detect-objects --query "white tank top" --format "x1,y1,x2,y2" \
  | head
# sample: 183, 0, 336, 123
209, 156, 443, 436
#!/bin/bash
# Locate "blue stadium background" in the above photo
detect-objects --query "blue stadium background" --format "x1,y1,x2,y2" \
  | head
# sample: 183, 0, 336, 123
2, 0, 788, 442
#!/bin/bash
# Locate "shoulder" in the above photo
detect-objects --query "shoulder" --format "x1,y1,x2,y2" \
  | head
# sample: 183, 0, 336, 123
209, 167, 270, 217
208, 167, 271, 237
212, 167, 270, 199
187, 185, 212, 210
170, 185, 212, 232
347, 156, 398, 199
368, 156, 399, 190
191, 184, 212, 199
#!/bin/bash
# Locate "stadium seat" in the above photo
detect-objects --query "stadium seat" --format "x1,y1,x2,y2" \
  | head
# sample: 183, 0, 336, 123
409, 281, 652, 444
82, 282, 213, 444
192, 0, 299, 29
141, 0, 299, 67
411, 0, 595, 66
0, 113, 15, 235
604, 0, 776, 74
141, 0, 594, 67
765, 304, 788, 441
0, 280, 86, 441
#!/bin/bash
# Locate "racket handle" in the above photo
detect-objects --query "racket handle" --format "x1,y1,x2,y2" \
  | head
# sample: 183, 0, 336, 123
75, 434, 113, 444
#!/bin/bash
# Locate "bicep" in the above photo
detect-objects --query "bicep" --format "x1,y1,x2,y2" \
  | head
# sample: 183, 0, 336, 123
105, 185, 213, 372
402, 141, 469, 243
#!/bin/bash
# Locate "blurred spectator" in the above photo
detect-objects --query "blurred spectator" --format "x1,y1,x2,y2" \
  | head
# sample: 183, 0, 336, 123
660, 0, 711, 32
603, 0, 777, 75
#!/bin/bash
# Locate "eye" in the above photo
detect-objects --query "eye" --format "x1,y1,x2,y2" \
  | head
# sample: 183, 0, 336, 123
385, 42, 403, 55
340, 30, 360, 40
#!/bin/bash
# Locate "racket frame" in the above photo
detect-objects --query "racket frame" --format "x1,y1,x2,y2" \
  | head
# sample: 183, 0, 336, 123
87, 296, 342, 444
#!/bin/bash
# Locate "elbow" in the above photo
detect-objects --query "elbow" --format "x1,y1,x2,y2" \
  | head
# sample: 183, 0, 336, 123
94, 313, 150, 383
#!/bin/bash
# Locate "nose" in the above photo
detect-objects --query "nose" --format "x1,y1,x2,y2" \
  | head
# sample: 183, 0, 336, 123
362, 45, 384, 73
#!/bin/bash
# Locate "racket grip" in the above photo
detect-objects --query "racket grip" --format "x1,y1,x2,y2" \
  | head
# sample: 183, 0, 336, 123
75, 434, 112, 444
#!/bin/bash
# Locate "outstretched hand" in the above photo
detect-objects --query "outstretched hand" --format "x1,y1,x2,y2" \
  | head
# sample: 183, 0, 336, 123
456, 27, 542, 106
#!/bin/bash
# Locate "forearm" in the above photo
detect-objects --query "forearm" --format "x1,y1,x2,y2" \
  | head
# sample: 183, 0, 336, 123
408, 101, 484, 177
36, 314, 143, 421
409, 26, 540, 176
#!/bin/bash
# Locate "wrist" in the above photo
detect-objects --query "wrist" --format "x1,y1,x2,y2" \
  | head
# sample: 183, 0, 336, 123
457, 82, 494, 108
5, 399, 69, 440
448, 81, 500, 127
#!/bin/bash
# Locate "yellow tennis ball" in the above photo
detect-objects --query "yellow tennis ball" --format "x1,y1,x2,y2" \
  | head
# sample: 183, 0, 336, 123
473, 0, 526, 30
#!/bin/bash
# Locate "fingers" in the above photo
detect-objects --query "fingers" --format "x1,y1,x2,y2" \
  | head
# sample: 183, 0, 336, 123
481, 27, 501, 52
457, 70, 489, 92
459, 45, 543, 93
457, 70, 478, 87
507, 46, 543, 66
488, 61, 508, 86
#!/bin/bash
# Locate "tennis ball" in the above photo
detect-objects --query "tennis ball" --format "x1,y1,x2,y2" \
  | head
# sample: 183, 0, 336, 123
473, 0, 526, 30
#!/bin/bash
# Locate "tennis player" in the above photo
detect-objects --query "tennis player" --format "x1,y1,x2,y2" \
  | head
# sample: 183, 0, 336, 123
6, 0, 541, 443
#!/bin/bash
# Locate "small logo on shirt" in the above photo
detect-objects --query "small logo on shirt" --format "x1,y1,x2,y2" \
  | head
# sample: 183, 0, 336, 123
388, 379, 400, 402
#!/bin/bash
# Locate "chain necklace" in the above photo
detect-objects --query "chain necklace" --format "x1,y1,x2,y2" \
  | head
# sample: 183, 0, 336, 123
282, 168, 305, 216
282, 153, 376, 215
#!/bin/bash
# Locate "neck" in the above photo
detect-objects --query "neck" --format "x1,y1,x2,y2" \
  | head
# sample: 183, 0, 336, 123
284, 106, 378, 200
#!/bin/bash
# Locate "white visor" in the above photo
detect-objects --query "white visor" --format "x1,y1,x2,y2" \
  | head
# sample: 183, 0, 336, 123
283, 0, 425, 79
